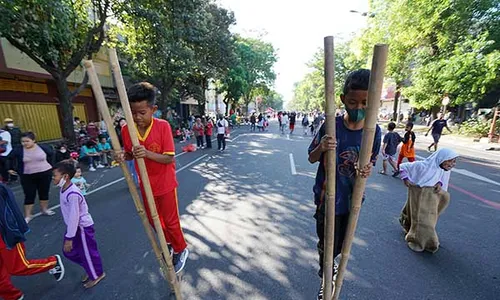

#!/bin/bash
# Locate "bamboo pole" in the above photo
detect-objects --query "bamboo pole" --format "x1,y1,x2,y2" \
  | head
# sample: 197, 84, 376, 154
83, 60, 171, 286
322, 35, 336, 300
107, 48, 183, 299
332, 44, 388, 300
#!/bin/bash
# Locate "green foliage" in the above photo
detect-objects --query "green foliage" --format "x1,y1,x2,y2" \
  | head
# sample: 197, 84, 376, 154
458, 118, 499, 137
220, 36, 277, 112
357, 0, 500, 110
289, 40, 365, 112
260, 90, 283, 111
0, 0, 110, 142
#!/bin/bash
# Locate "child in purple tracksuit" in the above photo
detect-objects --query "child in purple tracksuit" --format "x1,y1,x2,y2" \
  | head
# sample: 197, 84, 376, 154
53, 160, 105, 289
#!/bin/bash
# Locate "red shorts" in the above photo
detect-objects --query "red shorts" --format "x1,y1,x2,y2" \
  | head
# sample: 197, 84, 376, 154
141, 188, 187, 253
397, 154, 415, 167
289, 124, 295, 130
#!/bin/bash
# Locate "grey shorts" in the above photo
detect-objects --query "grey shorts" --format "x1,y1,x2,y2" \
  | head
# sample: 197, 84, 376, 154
432, 133, 441, 143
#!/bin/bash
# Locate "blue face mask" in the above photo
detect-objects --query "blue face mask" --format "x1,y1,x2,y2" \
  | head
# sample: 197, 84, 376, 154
346, 108, 366, 122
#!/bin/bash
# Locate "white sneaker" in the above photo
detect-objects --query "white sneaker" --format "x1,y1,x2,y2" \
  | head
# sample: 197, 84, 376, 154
17, 295, 24, 300
89, 167, 96, 172
96, 164, 105, 169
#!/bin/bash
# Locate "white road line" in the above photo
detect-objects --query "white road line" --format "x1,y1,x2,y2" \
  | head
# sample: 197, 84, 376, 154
289, 153, 297, 175
416, 154, 500, 187
174, 152, 186, 158
176, 154, 208, 173
31, 154, 209, 220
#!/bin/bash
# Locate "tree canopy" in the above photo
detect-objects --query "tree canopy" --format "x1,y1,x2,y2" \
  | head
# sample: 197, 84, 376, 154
289, 40, 365, 112
358, 0, 500, 110
0, 0, 110, 142
291, 0, 500, 113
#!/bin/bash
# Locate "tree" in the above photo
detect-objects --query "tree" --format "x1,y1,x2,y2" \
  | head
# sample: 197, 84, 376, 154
289, 41, 364, 112
260, 91, 284, 111
357, 0, 500, 113
220, 65, 248, 115
0, 0, 110, 142
177, 2, 236, 116
219, 36, 277, 115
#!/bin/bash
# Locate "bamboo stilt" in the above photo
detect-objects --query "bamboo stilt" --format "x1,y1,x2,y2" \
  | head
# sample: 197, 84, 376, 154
322, 35, 337, 300
107, 48, 183, 299
83, 60, 171, 285
332, 44, 388, 300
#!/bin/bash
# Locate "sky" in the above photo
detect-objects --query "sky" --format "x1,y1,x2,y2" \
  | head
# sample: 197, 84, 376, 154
217, 0, 370, 105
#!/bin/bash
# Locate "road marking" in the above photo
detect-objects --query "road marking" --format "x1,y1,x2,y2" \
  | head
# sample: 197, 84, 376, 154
176, 154, 208, 173
416, 154, 500, 187
289, 153, 297, 175
449, 183, 500, 210
30, 154, 209, 221
175, 152, 186, 158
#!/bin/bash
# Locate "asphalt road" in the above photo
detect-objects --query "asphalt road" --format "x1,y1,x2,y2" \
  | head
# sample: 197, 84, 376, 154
11, 122, 500, 300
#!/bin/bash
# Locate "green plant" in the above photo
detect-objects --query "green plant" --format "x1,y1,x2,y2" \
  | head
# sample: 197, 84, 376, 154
458, 118, 500, 137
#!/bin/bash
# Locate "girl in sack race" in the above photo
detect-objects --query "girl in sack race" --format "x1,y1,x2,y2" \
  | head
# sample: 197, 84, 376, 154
398, 148, 458, 253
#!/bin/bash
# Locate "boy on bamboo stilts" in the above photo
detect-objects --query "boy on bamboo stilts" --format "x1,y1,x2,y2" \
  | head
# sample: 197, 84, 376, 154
121, 82, 189, 273
308, 69, 381, 300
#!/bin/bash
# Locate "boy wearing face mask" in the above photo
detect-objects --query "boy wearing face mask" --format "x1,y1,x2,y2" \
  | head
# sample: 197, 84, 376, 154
53, 160, 105, 289
308, 69, 381, 300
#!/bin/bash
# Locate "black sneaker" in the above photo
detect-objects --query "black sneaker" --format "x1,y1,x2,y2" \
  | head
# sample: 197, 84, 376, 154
49, 254, 65, 282
173, 248, 189, 274
317, 283, 323, 300
392, 171, 400, 178
168, 244, 173, 258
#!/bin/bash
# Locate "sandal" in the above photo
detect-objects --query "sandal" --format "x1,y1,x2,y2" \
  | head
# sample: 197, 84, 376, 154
81, 275, 89, 283
84, 273, 106, 289
42, 210, 55, 216
378, 170, 387, 175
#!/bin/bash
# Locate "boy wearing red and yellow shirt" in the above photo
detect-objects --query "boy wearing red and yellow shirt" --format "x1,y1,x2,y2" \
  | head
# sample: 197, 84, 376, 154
121, 82, 188, 273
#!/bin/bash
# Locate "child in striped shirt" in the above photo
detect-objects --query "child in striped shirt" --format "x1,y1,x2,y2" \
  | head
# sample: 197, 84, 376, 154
53, 160, 105, 288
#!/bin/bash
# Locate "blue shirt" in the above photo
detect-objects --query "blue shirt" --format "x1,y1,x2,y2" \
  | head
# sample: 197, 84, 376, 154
80, 145, 97, 158
383, 131, 401, 156
431, 119, 448, 135
308, 116, 381, 215
97, 142, 111, 152
71, 177, 88, 195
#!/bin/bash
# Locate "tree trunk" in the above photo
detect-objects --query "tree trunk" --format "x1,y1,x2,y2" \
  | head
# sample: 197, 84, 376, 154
392, 88, 401, 121
54, 76, 76, 144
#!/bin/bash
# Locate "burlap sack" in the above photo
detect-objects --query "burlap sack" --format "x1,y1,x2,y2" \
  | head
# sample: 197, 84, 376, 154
399, 186, 450, 253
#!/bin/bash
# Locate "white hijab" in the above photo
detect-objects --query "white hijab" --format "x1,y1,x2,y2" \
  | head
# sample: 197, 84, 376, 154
400, 148, 459, 191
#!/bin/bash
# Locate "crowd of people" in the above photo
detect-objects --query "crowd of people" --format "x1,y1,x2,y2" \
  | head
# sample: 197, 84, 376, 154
0, 67, 463, 300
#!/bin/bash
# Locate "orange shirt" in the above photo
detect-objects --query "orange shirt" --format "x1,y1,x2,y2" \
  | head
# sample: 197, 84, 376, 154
122, 118, 177, 196
400, 132, 416, 158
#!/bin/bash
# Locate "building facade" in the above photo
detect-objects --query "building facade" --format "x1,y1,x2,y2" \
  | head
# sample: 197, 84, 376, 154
0, 38, 116, 141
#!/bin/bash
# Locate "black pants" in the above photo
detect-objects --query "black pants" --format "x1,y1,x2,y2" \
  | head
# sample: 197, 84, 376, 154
217, 134, 226, 150
196, 136, 204, 148
315, 209, 350, 278
205, 134, 212, 148
0, 156, 9, 182
20, 170, 52, 205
